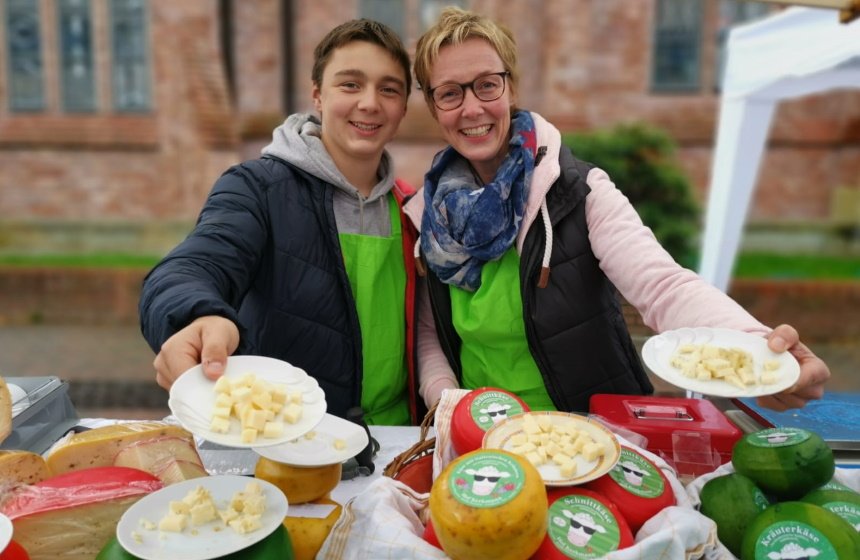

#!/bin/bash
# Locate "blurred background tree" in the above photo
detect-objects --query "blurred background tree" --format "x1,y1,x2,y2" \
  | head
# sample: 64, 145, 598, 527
563, 124, 700, 269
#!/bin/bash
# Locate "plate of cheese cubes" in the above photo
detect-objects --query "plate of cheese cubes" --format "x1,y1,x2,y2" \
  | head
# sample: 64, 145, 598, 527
482, 411, 621, 486
253, 413, 369, 467
117, 475, 288, 560
641, 327, 800, 398
169, 355, 327, 449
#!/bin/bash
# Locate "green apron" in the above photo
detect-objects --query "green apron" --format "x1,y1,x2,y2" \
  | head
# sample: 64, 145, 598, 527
339, 194, 409, 426
451, 247, 556, 411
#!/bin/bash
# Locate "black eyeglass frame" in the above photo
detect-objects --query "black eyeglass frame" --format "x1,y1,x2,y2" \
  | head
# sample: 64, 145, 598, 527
426, 71, 511, 111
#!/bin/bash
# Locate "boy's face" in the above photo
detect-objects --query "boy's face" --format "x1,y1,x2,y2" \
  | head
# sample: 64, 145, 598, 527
312, 41, 408, 169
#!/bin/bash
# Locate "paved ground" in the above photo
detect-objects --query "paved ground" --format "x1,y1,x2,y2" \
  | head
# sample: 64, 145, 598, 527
0, 325, 857, 421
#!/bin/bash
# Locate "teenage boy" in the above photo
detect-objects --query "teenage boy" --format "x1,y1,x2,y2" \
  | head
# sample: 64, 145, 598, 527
139, 20, 419, 425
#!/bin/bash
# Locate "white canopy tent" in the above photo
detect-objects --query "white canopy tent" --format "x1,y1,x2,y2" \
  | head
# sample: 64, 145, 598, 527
699, 7, 860, 292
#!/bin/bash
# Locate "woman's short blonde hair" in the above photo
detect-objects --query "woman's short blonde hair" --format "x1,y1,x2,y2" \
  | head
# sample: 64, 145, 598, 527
414, 7, 518, 111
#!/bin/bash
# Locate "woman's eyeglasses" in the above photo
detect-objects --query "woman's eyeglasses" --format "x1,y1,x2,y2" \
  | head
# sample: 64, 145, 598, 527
427, 71, 510, 111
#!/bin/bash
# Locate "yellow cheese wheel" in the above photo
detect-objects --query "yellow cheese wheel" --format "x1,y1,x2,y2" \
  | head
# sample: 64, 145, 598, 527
0, 450, 51, 484
46, 422, 194, 474
429, 449, 547, 560
254, 457, 341, 504
282, 497, 342, 560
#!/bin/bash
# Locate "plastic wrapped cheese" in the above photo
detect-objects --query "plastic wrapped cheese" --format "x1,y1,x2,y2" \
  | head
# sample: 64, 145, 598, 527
0, 466, 163, 560
45, 422, 195, 474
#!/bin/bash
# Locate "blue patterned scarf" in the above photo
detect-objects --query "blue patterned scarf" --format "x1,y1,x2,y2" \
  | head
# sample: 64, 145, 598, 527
421, 111, 537, 291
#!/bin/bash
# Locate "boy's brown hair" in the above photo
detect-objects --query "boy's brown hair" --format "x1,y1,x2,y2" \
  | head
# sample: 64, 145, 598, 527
312, 19, 412, 95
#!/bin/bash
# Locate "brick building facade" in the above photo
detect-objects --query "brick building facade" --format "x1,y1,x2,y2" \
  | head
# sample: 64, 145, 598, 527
0, 0, 858, 256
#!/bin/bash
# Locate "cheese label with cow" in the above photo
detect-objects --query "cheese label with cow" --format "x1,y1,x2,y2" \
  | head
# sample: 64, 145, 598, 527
448, 451, 524, 508
470, 391, 526, 431
753, 522, 838, 559
546, 494, 622, 559
607, 448, 664, 498
745, 427, 809, 448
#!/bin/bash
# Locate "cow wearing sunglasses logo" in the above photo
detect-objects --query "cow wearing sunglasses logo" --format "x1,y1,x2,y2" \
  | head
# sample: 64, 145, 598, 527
463, 465, 511, 496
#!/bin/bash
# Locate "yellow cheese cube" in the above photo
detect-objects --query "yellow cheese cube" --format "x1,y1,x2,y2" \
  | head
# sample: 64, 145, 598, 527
240, 428, 258, 443
158, 513, 187, 532
262, 421, 283, 439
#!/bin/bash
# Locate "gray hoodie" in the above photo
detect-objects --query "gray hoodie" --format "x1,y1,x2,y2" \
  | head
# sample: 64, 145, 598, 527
261, 113, 396, 237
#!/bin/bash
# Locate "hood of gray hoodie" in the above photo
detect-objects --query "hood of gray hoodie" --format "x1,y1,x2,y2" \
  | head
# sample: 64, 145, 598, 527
261, 113, 396, 236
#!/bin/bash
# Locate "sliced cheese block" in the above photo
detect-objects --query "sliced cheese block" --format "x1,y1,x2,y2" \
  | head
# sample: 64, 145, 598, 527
113, 435, 205, 485
0, 376, 11, 444
153, 459, 209, 486
0, 450, 51, 485
46, 422, 195, 474
1, 466, 163, 560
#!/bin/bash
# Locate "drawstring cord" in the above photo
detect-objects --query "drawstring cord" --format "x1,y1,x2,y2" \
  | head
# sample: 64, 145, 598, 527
538, 198, 552, 288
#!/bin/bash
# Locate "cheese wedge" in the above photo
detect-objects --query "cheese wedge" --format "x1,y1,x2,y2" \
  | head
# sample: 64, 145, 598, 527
1, 466, 163, 560
46, 422, 194, 474
113, 435, 206, 485
0, 375, 11, 444
153, 459, 209, 486
0, 450, 51, 485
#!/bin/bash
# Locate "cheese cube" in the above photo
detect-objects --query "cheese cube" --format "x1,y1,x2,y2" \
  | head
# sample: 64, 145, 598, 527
190, 502, 217, 526
240, 428, 258, 443
158, 513, 187, 532
282, 404, 303, 424
213, 376, 233, 394
262, 421, 283, 439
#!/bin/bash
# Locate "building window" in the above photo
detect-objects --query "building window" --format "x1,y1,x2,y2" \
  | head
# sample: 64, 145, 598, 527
110, 0, 151, 112
715, 0, 770, 91
58, 0, 96, 112
5, 0, 44, 111
652, 0, 703, 92
359, 0, 405, 39
419, 0, 464, 32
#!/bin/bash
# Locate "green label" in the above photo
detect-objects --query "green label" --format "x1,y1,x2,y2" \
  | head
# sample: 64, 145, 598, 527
546, 494, 621, 559
754, 521, 838, 559
449, 451, 524, 508
471, 391, 525, 430
607, 449, 664, 498
747, 428, 810, 448
821, 502, 860, 532
821, 480, 855, 493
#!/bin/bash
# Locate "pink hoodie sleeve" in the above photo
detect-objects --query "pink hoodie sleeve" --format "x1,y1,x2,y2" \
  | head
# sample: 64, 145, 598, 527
416, 276, 459, 408
584, 167, 770, 335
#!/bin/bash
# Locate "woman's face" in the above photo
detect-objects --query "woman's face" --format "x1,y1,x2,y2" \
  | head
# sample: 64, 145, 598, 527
428, 38, 515, 184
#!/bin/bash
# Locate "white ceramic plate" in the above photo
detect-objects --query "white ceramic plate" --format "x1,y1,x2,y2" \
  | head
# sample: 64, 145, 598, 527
0, 512, 12, 553
169, 355, 326, 448
641, 327, 801, 398
483, 411, 621, 486
253, 413, 369, 467
116, 475, 288, 560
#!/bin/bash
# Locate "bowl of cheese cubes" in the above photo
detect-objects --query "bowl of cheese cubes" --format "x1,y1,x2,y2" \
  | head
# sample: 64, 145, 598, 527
482, 411, 621, 486
169, 355, 327, 449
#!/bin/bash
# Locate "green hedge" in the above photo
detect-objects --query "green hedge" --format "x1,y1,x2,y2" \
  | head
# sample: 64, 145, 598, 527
563, 124, 700, 268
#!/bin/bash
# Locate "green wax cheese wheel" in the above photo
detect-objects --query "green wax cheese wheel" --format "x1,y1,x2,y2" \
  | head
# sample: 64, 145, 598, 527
699, 473, 769, 557
95, 524, 294, 560
801, 484, 860, 532
740, 501, 860, 560
731, 427, 834, 500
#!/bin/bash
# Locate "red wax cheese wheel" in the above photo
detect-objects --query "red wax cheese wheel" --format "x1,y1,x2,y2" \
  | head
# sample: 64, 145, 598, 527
0, 540, 29, 560
583, 446, 675, 533
532, 487, 633, 559
422, 518, 442, 550
451, 387, 529, 456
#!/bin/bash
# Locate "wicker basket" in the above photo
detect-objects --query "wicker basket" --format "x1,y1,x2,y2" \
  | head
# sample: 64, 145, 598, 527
382, 402, 437, 493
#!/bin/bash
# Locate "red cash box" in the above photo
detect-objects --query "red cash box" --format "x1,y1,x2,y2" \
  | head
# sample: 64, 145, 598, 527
589, 394, 743, 477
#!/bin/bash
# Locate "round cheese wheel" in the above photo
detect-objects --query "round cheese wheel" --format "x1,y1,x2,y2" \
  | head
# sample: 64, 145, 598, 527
282, 497, 342, 560
422, 518, 442, 550
450, 387, 529, 456
583, 446, 675, 532
429, 448, 547, 560
254, 458, 341, 505
532, 487, 634, 559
